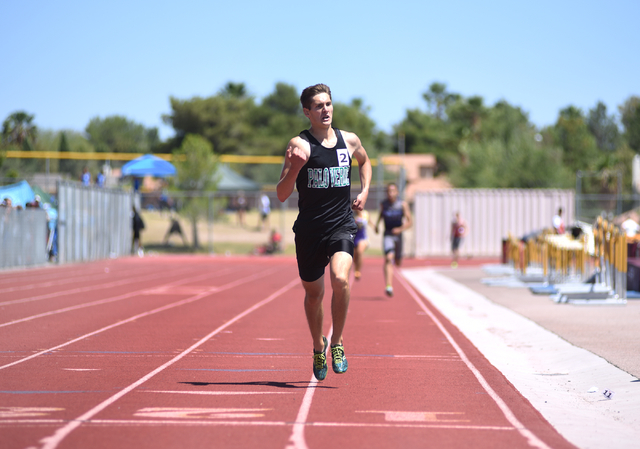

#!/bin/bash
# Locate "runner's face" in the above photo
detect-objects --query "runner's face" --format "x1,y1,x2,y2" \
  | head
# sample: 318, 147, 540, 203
304, 93, 333, 127
387, 185, 398, 201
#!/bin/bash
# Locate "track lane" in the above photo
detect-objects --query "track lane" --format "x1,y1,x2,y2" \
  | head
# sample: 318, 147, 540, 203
0, 264, 199, 308
0, 263, 167, 297
1, 259, 302, 448
0, 265, 282, 371
0, 267, 233, 328
35, 276, 301, 449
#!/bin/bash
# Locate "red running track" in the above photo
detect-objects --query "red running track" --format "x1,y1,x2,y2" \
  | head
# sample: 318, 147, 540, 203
0, 256, 576, 449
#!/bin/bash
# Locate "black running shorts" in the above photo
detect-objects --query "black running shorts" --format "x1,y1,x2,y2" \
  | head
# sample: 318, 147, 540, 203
295, 225, 356, 283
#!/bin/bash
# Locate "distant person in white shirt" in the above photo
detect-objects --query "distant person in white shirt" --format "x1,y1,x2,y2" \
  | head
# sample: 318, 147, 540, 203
552, 207, 565, 234
259, 192, 271, 231
621, 218, 640, 237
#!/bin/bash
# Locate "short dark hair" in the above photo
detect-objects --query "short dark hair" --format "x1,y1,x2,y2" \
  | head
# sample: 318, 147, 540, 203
300, 84, 332, 110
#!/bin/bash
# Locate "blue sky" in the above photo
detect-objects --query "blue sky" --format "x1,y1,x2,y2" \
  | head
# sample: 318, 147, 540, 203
1, 0, 638, 142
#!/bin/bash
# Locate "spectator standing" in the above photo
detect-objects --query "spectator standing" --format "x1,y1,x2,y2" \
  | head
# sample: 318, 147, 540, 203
259, 192, 271, 231
450, 212, 466, 268
81, 167, 91, 186
132, 207, 145, 257
552, 207, 565, 234
236, 191, 247, 227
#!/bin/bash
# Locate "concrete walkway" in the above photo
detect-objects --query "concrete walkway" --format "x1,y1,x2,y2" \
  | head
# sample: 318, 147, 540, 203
402, 265, 640, 449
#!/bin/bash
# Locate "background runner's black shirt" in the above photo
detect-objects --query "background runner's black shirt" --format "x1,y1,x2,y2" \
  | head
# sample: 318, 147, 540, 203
293, 128, 355, 235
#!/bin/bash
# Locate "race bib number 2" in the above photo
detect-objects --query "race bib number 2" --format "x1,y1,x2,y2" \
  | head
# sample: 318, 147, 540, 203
336, 149, 350, 167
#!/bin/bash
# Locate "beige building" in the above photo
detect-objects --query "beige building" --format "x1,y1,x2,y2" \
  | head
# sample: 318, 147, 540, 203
382, 154, 451, 202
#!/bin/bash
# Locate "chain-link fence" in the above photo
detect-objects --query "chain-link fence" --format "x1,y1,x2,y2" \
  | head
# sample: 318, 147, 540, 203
575, 194, 640, 222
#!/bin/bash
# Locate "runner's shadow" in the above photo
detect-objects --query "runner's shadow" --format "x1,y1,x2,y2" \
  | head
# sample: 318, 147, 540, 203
351, 295, 387, 301
179, 381, 335, 389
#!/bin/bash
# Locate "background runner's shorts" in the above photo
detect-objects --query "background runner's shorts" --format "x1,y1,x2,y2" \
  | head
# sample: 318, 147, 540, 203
383, 234, 403, 258
295, 225, 356, 283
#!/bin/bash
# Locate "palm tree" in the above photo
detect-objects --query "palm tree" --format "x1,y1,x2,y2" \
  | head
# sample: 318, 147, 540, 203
2, 111, 37, 150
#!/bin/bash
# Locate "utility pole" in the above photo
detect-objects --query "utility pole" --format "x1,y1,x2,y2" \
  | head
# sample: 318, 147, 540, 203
398, 132, 406, 199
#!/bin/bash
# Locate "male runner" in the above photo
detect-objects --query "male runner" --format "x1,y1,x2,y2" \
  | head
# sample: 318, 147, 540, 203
374, 183, 412, 297
277, 84, 372, 381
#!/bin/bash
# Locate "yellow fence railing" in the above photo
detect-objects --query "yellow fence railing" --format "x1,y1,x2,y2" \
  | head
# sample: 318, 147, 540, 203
4, 151, 401, 166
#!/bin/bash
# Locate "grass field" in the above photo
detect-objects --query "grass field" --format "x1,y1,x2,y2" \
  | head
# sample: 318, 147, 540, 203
139, 209, 384, 257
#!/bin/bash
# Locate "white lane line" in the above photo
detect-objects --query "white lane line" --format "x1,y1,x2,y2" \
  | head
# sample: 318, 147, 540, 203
0, 266, 198, 307
35, 276, 299, 449
62, 369, 101, 372
284, 376, 317, 449
0, 268, 231, 328
395, 272, 552, 449
0, 267, 280, 371
285, 325, 332, 449
0, 265, 163, 294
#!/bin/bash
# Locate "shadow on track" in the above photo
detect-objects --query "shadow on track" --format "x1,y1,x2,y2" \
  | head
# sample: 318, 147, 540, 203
179, 381, 336, 389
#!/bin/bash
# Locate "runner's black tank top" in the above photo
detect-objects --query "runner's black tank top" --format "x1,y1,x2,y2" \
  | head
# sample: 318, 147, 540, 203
381, 198, 404, 235
293, 128, 355, 235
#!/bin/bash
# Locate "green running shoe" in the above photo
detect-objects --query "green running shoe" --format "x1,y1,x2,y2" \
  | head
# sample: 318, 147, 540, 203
331, 344, 348, 374
312, 336, 328, 381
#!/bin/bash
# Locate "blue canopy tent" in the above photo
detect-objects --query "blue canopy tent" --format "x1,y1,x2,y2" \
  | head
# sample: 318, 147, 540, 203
121, 154, 176, 178
0, 180, 35, 208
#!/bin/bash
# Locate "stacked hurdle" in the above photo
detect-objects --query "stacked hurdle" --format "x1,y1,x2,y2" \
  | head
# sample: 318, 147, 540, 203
592, 216, 628, 301
504, 217, 628, 305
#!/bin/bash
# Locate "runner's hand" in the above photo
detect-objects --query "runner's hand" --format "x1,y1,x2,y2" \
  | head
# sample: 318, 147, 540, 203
286, 144, 308, 171
351, 192, 367, 211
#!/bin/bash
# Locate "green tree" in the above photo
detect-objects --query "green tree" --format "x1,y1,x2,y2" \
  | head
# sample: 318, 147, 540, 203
1, 111, 38, 175
249, 82, 307, 156
481, 101, 532, 143
449, 129, 572, 188
422, 82, 460, 120
163, 94, 256, 156
173, 134, 218, 249
332, 98, 382, 158
34, 130, 96, 178
221, 81, 249, 99
587, 102, 621, 152
2, 111, 37, 151
447, 96, 488, 142
85, 115, 159, 154
619, 96, 640, 152
396, 108, 455, 173
243, 83, 307, 183
553, 106, 599, 174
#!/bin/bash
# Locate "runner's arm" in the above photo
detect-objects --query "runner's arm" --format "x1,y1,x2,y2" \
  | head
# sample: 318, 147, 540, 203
345, 132, 371, 211
277, 137, 308, 202
402, 201, 413, 231
374, 204, 384, 234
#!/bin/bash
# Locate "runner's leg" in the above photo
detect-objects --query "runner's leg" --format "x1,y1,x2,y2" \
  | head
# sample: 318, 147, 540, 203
329, 251, 352, 346
302, 276, 326, 352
